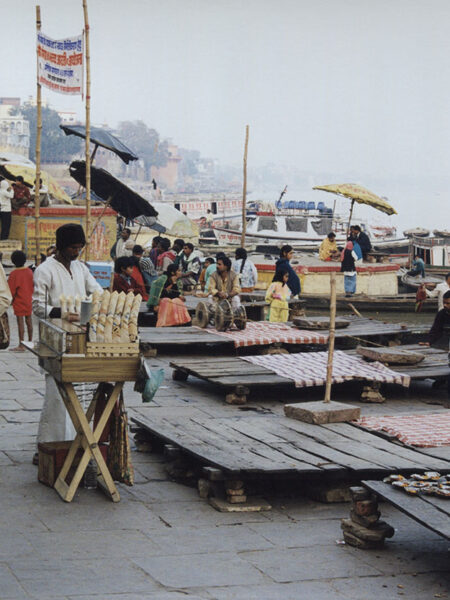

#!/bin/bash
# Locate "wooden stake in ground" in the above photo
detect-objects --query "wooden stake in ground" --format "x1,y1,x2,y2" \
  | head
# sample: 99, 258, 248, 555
240, 125, 249, 248
34, 5, 42, 265
324, 271, 337, 403
83, 0, 91, 260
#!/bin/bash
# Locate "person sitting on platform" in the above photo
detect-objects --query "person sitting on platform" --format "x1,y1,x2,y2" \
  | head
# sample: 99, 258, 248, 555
32, 223, 102, 464
265, 269, 291, 322
11, 176, 31, 210
110, 227, 133, 259
275, 245, 301, 297
427, 290, 450, 349
319, 232, 340, 261
408, 254, 425, 278
350, 225, 371, 260
171, 238, 185, 267
146, 264, 191, 327
113, 256, 146, 296
232, 248, 258, 292
132, 245, 157, 290
208, 256, 241, 309
424, 272, 450, 311
179, 242, 202, 290
156, 237, 176, 272
199, 257, 215, 291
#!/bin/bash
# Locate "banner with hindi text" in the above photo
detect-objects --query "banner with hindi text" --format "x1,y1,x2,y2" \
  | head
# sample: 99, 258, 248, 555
37, 32, 84, 95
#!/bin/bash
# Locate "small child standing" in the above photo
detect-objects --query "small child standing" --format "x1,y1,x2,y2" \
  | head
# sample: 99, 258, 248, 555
265, 269, 291, 322
8, 250, 33, 351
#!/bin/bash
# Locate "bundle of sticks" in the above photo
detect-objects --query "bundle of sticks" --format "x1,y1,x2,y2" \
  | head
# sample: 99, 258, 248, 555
89, 290, 141, 344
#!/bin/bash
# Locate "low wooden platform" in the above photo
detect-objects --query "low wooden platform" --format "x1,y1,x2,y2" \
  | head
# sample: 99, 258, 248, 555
132, 408, 450, 480
140, 315, 419, 355
140, 327, 235, 353
363, 480, 450, 540
301, 293, 438, 313
349, 344, 450, 382
168, 350, 420, 404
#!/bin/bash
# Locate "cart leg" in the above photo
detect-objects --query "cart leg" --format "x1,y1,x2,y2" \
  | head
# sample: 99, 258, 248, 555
54, 382, 123, 502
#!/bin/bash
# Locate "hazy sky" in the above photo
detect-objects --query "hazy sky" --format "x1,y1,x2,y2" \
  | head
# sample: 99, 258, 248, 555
3, 1, 450, 194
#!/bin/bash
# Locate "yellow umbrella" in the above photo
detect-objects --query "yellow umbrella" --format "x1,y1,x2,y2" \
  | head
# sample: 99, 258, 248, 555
0, 163, 72, 204
313, 183, 396, 232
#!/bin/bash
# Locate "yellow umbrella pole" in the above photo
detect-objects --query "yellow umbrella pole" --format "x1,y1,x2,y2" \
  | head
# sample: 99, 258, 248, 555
35, 6, 42, 265
346, 198, 355, 236
83, 0, 91, 261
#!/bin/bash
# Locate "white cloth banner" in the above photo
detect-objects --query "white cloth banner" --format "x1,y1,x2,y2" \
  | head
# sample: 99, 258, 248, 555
37, 32, 83, 95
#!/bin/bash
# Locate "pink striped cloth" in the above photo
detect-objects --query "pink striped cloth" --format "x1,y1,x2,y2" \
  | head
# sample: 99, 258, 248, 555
202, 322, 328, 348
355, 414, 450, 447
241, 350, 410, 388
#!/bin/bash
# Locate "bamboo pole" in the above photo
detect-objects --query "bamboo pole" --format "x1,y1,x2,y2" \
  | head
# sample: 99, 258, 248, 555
346, 198, 355, 236
35, 5, 42, 265
83, 0, 91, 260
240, 125, 249, 248
324, 271, 336, 403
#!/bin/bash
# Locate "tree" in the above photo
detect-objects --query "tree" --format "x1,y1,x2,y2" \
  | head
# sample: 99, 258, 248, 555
18, 103, 83, 163
117, 120, 168, 180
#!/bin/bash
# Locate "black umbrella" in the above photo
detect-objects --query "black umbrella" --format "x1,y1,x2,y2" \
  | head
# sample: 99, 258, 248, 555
60, 125, 138, 164
69, 160, 158, 220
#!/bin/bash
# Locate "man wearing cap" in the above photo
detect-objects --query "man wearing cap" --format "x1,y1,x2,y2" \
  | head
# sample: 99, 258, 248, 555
32, 224, 102, 460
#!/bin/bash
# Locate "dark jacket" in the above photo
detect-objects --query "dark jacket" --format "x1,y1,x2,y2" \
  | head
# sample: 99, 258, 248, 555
275, 258, 301, 296
340, 249, 356, 273
429, 308, 450, 348
355, 231, 371, 257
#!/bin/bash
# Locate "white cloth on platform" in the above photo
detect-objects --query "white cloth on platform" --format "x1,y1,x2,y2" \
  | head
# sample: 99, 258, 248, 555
32, 255, 101, 318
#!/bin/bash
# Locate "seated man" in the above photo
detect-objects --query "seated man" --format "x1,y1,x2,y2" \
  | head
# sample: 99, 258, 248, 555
408, 254, 425, 278
11, 176, 31, 210
428, 290, 450, 349
319, 232, 339, 261
179, 242, 202, 290
208, 256, 241, 309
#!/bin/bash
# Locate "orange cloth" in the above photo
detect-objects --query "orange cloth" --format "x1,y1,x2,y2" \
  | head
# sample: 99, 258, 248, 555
8, 267, 34, 316
156, 297, 191, 327
131, 265, 148, 300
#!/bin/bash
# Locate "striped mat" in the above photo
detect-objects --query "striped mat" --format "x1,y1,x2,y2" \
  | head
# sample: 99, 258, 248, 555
203, 322, 328, 348
355, 414, 450, 447
241, 350, 410, 388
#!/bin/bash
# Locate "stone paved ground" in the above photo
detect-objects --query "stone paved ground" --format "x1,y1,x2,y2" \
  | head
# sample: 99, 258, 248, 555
0, 312, 449, 600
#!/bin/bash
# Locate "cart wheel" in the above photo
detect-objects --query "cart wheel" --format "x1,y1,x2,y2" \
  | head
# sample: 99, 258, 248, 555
215, 300, 233, 331
195, 301, 210, 329
234, 305, 247, 330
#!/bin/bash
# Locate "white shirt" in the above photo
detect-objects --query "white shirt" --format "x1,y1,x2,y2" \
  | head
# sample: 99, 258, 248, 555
0, 181, 13, 212
115, 237, 133, 258
32, 255, 101, 318
426, 281, 450, 311
232, 258, 258, 288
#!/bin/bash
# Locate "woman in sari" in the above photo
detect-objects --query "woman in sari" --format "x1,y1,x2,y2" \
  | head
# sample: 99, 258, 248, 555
147, 264, 191, 327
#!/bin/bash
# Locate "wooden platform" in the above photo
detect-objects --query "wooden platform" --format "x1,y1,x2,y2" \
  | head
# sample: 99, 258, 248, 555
167, 349, 425, 404
301, 293, 438, 313
349, 344, 450, 382
363, 480, 450, 540
140, 315, 419, 354
132, 408, 450, 479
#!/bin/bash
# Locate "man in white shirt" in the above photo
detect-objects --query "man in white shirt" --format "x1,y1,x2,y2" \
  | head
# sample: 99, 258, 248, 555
110, 227, 133, 259
33, 224, 102, 461
425, 273, 450, 311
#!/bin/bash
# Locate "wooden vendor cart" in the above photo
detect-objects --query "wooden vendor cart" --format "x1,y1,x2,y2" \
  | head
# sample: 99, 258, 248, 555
24, 318, 140, 503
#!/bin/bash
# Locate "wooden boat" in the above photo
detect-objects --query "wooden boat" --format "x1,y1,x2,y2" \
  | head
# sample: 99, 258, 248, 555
400, 271, 443, 291
300, 292, 438, 313
403, 227, 430, 238
433, 229, 450, 238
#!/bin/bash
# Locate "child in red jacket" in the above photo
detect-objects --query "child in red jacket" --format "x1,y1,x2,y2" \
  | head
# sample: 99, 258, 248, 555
8, 250, 33, 351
